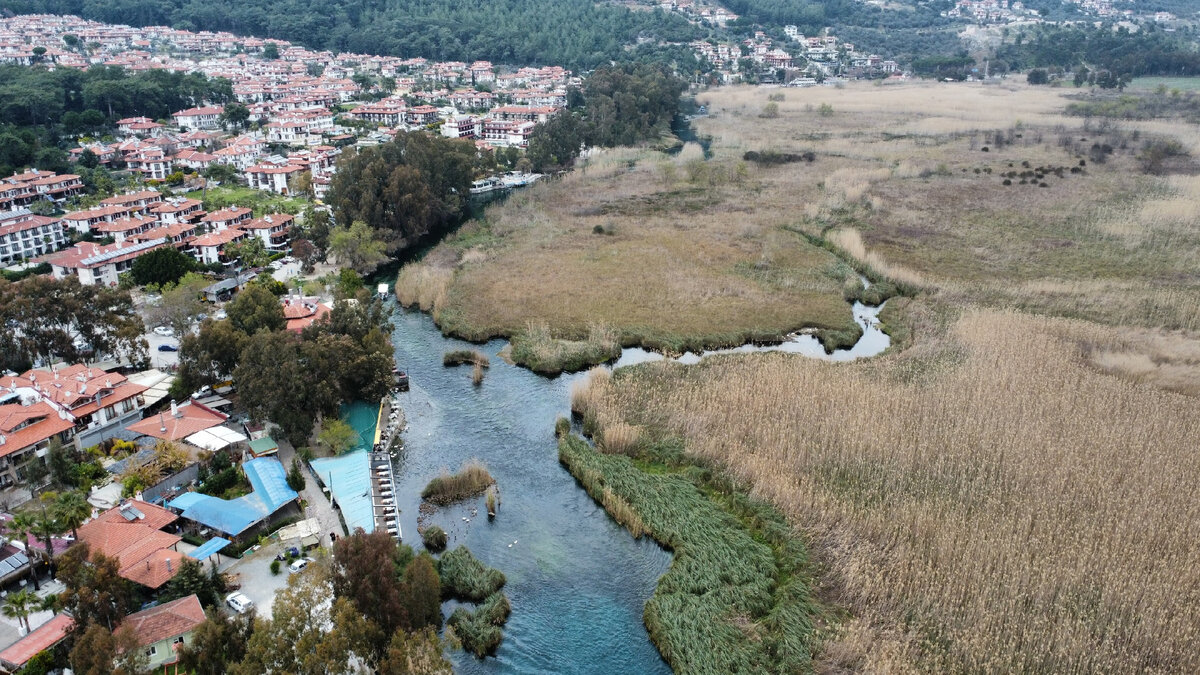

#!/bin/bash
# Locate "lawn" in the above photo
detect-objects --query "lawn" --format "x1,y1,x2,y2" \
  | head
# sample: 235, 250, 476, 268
186, 185, 310, 217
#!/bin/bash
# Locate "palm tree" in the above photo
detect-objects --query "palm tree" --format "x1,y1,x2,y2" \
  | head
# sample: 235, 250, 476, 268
30, 509, 60, 571
8, 514, 40, 591
1, 588, 36, 633
53, 491, 91, 541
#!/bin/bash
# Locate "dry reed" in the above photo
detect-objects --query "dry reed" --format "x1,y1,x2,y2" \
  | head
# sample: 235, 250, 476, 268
577, 309, 1200, 673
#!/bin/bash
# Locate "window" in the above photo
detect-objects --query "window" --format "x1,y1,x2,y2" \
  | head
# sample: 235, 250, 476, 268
146, 645, 157, 656
173, 636, 185, 644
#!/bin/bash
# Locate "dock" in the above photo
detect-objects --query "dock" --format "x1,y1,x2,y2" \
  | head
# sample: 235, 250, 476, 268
369, 451, 400, 540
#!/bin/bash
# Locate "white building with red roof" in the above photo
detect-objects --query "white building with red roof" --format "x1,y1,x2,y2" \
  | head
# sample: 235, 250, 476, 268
121, 594, 207, 670
171, 105, 223, 130
199, 206, 252, 231
0, 208, 66, 266
125, 399, 227, 442
42, 238, 169, 286
0, 364, 150, 451
244, 163, 306, 195
0, 400, 74, 488
62, 204, 136, 234
75, 500, 186, 590
187, 228, 247, 265
243, 213, 293, 250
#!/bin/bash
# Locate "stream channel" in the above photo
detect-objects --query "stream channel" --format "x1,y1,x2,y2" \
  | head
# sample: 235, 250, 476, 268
362, 279, 889, 673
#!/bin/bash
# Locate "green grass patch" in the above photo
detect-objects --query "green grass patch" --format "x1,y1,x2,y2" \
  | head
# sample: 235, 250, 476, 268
558, 434, 821, 673
509, 323, 621, 375
185, 185, 309, 217
438, 546, 506, 602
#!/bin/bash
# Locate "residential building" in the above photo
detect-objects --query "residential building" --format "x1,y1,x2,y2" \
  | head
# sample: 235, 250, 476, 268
126, 399, 228, 443
1, 364, 149, 450
151, 197, 204, 224
62, 204, 136, 234
243, 213, 294, 250
99, 190, 163, 212
282, 296, 331, 332
0, 209, 66, 266
0, 400, 74, 488
120, 594, 206, 671
442, 115, 479, 139
92, 214, 158, 243
171, 105, 223, 130
244, 163, 306, 195
200, 206, 252, 231
43, 238, 169, 286
167, 457, 299, 540
0, 614, 74, 673
187, 228, 248, 265
75, 500, 186, 589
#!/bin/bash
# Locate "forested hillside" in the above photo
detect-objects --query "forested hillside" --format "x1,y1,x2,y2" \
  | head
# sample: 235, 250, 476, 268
0, 0, 701, 69
998, 24, 1200, 77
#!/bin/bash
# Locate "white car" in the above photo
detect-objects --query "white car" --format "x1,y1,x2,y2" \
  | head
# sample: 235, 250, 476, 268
288, 557, 313, 573
153, 326, 173, 337
225, 592, 253, 614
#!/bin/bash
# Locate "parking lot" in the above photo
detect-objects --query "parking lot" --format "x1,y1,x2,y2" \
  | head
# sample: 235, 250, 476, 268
218, 541, 296, 618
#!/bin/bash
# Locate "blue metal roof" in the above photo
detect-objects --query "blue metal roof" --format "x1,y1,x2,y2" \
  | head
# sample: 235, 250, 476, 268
167, 458, 298, 536
310, 451, 374, 534
187, 536, 232, 560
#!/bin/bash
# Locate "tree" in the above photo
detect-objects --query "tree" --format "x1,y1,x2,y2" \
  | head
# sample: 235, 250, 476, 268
53, 490, 92, 540
203, 163, 238, 183
57, 544, 134, 631
172, 318, 248, 399
235, 330, 329, 445
291, 238, 319, 273
159, 558, 224, 608
287, 458, 306, 492
294, 207, 331, 254
154, 440, 191, 474
224, 237, 270, 269
526, 109, 584, 171
77, 148, 100, 169
2, 588, 37, 633
261, 42, 280, 60
176, 611, 253, 675
226, 284, 285, 335
8, 513, 41, 590
378, 627, 451, 675
332, 531, 410, 639
318, 419, 357, 455
219, 102, 251, 130
288, 171, 313, 198
400, 553, 442, 631
70, 624, 146, 675
131, 246, 198, 287
328, 221, 388, 275
148, 272, 209, 337
1027, 68, 1049, 85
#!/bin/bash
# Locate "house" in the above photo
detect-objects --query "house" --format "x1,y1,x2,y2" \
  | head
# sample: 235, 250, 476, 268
151, 198, 204, 224
282, 296, 331, 332
42, 238, 169, 287
244, 163, 306, 195
126, 148, 171, 181
1, 364, 149, 450
0, 209, 66, 266
350, 100, 407, 126
0, 400, 74, 488
99, 190, 163, 212
243, 213, 294, 250
441, 115, 479, 139
120, 594, 206, 671
167, 457, 299, 540
199, 206, 252, 231
92, 215, 159, 243
405, 105, 439, 125
171, 106, 223, 130
76, 500, 186, 589
126, 400, 227, 443
62, 204, 136, 234
0, 614, 74, 674
489, 105, 559, 123
172, 148, 218, 171
187, 228, 248, 265
24, 172, 83, 202
130, 222, 198, 248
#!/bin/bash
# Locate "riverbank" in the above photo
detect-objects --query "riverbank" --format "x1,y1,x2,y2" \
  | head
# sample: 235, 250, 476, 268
558, 432, 824, 672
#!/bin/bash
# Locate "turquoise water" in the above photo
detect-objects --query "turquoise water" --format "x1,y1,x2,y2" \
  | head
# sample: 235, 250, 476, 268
340, 401, 380, 452
363, 307, 672, 674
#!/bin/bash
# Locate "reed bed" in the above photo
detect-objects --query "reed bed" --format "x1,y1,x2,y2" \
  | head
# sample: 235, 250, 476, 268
447, 591, 512, 657
573, 309, 1200, 673
443, 349, 490, 367
421, 460, 495, 505
559, 434, 819, 674
420, 525, 447, 553
438, 546, 507, 603
508, 321, 622, 374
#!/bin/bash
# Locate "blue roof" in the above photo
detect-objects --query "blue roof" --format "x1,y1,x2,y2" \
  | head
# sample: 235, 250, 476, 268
167, 458, 298, 536
310, 451, 374, 534
187, 536, 232, 560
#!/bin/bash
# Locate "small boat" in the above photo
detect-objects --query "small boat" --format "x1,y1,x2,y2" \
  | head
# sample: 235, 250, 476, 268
470, 178, 500, 195
393, 367, 409, 391
377, 282, 389, 298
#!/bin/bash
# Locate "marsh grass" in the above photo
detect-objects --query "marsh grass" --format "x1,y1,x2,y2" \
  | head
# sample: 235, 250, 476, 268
575, 308, 1200, 672
438, 546, 507, 603
558, 434, 820, 673
420, 525, 447, 552
443, 349, 490, 367
509, 321, 622, 374
448, 591, 512, 657
421, 460, 495, 505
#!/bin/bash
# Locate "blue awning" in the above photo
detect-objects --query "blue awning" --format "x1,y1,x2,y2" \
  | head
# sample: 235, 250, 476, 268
187, 537, 232, 561
167, 457, 298, 537
310, 451, 374, 534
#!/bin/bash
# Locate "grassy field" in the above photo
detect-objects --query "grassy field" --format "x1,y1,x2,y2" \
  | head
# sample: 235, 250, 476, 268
395, 145, 863, 372
572, 308, 1200, 673
1128, 76, 1200, 92
185, 185, 310, 216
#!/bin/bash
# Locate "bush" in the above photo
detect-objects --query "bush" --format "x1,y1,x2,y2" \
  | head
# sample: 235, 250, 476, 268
555, 416, 571, 438
421, 526, 448, 552
438, 546, 506, 602
421, 461, 495, 505
270, 559, 281, 575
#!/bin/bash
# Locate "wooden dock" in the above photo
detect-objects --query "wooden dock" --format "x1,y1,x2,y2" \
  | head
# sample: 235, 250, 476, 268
369, 450, 400, 540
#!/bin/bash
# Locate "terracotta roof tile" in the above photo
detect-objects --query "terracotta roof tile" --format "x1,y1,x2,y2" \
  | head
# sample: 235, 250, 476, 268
0, 614, 74, 669
121, 594, 205, 646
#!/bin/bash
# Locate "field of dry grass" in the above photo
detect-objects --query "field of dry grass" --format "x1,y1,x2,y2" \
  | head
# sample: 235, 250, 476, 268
573, 308, 1200, 673
395, 145, 864, 369
697, 82, 1200, 335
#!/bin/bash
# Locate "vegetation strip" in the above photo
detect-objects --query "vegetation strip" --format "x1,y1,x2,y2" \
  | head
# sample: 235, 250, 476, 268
421, 460, 496, 505
558, 434, 820, 674
438, 546, 511, 657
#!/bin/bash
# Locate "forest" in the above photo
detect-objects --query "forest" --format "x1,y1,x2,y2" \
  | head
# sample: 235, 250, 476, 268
997, 24, 1200, 77
0, 0, 702, 70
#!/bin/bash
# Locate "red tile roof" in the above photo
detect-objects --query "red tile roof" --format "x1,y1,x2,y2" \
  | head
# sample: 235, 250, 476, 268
121, 594, 205, 647
0, 401, 74, 459
76, 501, 183, 589
0, 614, 74, 670
125, 401, 227, 441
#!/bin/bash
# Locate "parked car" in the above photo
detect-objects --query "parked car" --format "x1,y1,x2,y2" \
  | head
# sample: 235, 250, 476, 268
225, 591, 253, 614
280, 256, 295, 264
275, 546, 301, 561
153, 326, 173, 336
157, 344, 178, 352
288, 558, 313, 573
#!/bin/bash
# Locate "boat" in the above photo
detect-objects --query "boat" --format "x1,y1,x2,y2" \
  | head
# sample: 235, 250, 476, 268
470, 178, 501, 195
393, 366, 409, 391
377, 282, 389, 298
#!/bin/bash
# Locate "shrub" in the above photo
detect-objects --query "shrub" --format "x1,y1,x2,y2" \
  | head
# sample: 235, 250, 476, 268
270, 560, 281, 575
555, 417, 571, 438
421, 526, 448, 552
438, 546, 506, 602
421, 460, 495, 505
448, 592, 511, 657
